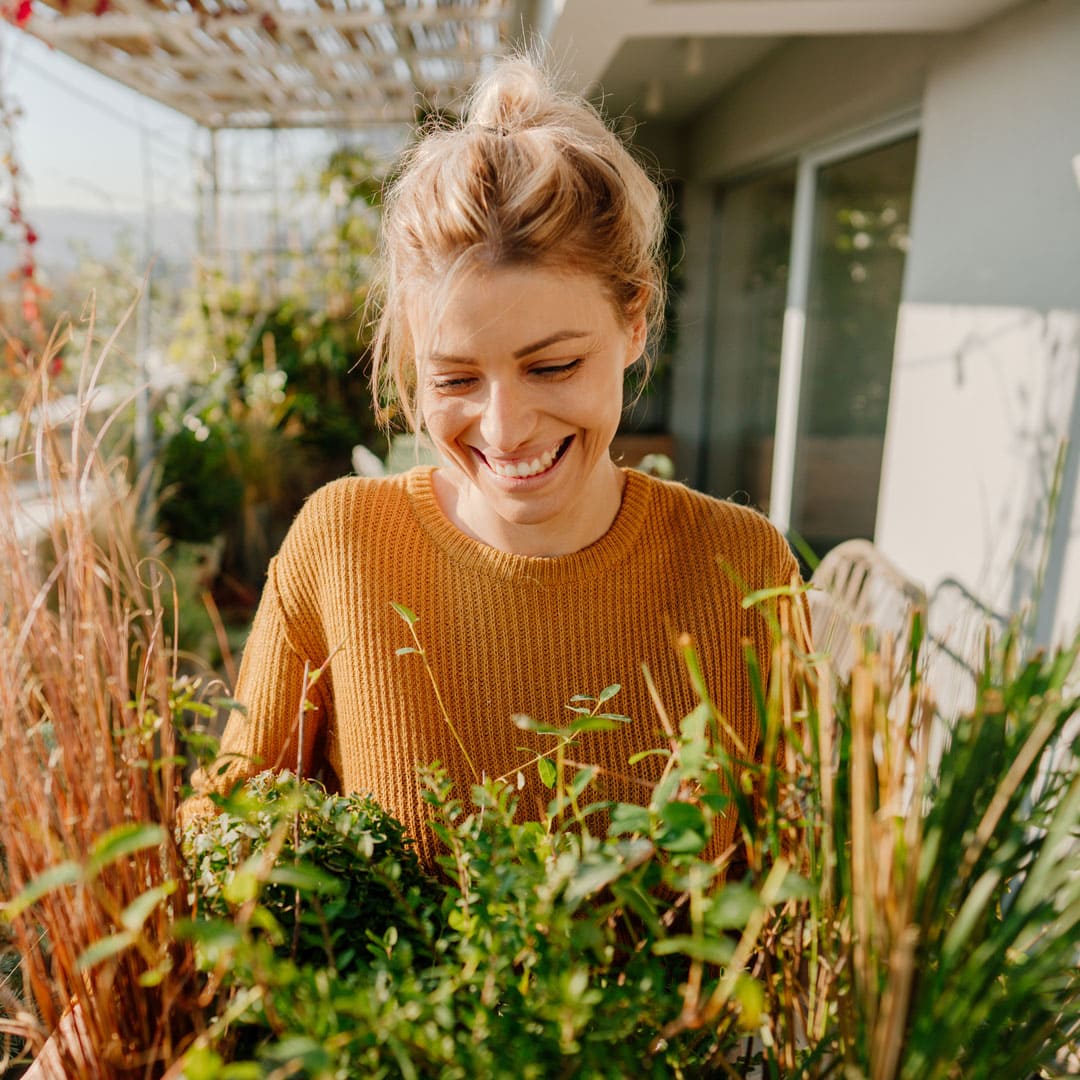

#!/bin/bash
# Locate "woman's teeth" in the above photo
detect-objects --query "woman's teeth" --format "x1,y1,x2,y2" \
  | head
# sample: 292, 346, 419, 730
490, 443, 561, 479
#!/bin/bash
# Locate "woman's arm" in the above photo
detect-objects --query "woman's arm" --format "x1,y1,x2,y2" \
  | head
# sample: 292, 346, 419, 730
180, 556, 332, 829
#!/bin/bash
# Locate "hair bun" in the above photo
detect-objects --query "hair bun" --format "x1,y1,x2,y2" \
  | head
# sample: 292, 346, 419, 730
465, 57, 564, 134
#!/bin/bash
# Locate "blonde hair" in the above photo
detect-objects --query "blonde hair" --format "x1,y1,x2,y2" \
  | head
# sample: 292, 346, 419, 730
369, 55, 667, 431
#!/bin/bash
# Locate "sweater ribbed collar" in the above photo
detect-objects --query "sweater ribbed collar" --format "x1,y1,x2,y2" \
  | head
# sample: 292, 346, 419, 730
404, 465, 652, 584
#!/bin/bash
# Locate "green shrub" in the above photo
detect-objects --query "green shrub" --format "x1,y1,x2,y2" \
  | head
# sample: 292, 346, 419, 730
157, 419, 245, 543
169, 621, 1080, 1079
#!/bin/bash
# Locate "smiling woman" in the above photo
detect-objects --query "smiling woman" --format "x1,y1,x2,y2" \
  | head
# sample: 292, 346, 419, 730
182, 54, 807, 871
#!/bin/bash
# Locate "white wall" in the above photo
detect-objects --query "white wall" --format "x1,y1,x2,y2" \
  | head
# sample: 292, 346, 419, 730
876, 0, 1080, 644
689, 34, 940, 182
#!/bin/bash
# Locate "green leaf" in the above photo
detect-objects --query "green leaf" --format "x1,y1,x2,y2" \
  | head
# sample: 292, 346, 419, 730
741, 582, 810, 609
658, 800, 708, 854
179, 1048, 226, 1080
569, 766, 596, 798
598, 684, 621, 704
395, 646, 417, 656
629, 748, 670, 766
706, 882, 763, 930
471, 784, 496, 807
260, 1037, 332, 1071
564, 716, 624, 735
137, 960, 172, 987
608, 803, 651, 836
650, 770, 681, 814
390, 601, 418, 625
77, 931, 136, 971
210, 697, 248, 713
680, 701, 711, 775
773, 872, 814, 903
538, 757, 557, 789
223, 854, 263, 905
577, 800, 615, 821
86, 823, 167, 878
565, 857, 629, 904
700, 792, 730, 814
171, 918, 244, 951
121, 881, 178, 933
3, 861, 82, 920
653, 934, 735, 965
735, 972, 766, 1029
942, 867, 1004, 966
267, 863, 344, 894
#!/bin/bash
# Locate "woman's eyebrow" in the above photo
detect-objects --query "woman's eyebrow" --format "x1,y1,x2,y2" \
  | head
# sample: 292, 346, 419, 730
427, 352, 474, 367
513, 330, 588, 358
428, 330, 589, 367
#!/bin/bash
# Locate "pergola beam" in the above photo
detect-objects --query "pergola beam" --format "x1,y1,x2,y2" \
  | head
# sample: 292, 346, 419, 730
26, 0, 510, 129
33, 3, 507, 42
162, 43, 487, 77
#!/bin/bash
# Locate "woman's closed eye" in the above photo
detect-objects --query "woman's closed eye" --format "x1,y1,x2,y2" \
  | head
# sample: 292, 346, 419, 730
531, 358, 582, 378
429, 358, 582, 391
429, 373, 477, 391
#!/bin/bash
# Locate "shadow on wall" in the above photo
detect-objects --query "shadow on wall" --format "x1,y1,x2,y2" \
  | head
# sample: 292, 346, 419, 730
877, 303, 1080, 646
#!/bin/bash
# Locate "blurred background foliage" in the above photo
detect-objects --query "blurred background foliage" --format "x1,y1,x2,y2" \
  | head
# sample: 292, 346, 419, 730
155, 146, 385, 647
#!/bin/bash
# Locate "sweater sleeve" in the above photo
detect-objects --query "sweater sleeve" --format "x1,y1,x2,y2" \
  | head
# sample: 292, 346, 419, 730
179, 544, 332, 829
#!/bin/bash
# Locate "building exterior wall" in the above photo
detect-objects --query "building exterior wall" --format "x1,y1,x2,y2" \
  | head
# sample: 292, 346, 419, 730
664, 0, 1080, 642
876, 0, 1080, 643
667, 180, 717, 483
668, 34, 941, 490
688, 35, 939, 183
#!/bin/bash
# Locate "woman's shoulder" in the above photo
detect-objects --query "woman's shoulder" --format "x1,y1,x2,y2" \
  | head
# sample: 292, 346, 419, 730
287, 470, 417, 543
633, 472, 798, 582
637, 471, 784, 539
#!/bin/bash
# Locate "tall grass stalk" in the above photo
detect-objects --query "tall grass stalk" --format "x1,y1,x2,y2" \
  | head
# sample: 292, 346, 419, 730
772, 610, 1080, 1078
0, 312, 201, 1074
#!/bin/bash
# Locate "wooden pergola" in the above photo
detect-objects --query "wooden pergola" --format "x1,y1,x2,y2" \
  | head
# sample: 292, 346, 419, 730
25, 0, 518, 130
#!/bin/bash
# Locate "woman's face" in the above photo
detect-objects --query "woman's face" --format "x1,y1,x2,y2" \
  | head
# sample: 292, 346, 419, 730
414, 265, 646, 556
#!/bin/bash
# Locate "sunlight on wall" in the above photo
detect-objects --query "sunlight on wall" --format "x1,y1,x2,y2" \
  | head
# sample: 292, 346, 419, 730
876, 302, 1080, 644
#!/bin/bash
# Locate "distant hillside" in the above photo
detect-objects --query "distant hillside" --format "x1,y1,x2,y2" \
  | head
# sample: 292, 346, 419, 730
0, 205, 197, 273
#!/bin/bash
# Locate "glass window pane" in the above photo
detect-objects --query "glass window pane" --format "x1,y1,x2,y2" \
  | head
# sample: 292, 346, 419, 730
705, 167, 796, 511
791, 135, 918, 554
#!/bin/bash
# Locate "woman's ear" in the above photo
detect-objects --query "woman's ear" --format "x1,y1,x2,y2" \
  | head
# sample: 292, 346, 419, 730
623, 309, 649, 369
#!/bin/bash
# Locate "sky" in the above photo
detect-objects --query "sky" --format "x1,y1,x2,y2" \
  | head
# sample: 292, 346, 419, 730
0, 22, 201, 215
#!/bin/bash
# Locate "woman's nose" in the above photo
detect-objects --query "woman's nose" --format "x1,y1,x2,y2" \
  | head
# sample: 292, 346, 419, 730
479, 379, 536, 451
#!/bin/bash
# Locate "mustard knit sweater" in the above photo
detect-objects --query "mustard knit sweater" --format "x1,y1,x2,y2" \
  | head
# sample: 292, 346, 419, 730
189, 466, 801, 868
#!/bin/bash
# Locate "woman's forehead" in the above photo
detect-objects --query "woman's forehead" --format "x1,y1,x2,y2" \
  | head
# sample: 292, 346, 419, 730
407, 267, 617, 358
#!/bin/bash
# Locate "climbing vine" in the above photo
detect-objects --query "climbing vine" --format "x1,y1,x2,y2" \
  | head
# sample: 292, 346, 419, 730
0, 0, 49, 367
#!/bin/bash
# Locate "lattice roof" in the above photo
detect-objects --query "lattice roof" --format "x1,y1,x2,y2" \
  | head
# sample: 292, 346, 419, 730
25, 0, 515, 129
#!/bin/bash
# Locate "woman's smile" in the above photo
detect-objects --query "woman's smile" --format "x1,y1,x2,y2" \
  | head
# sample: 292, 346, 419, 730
476, 435, 573, 481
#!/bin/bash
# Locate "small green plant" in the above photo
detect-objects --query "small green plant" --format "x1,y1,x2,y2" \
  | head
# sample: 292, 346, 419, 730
186, 770, 439, 975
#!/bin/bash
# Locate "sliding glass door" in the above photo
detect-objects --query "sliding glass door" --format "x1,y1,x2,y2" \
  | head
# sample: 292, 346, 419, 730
704, 167, 795, 511
789, 135, 918, 553
706, 123, 918, 558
